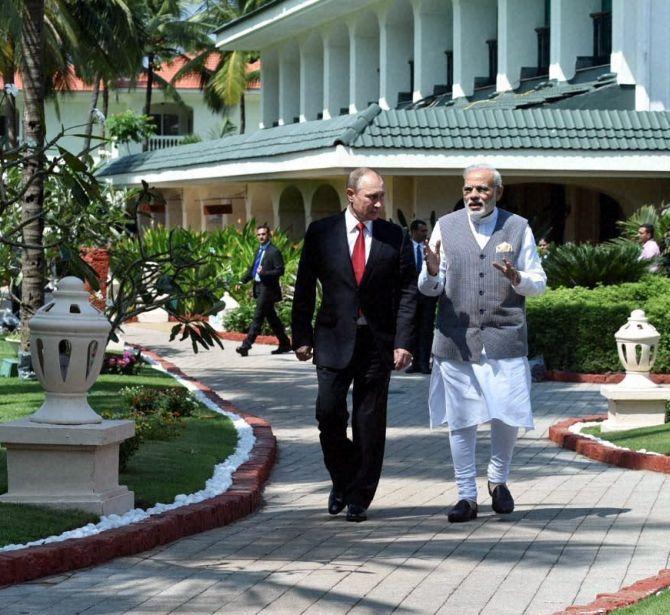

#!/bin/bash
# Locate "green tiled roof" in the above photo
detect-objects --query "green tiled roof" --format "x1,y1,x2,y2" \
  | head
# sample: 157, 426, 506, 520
98, 104, 380, 177
351, 107, 670, 151
99, 104, 670, 178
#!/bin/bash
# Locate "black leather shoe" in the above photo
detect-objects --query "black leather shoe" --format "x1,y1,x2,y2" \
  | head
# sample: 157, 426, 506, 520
235, 345, 249, 357
447, 499, 478, 523
328, 489, 346, 515
271, 345, 292, 355
489, 482, 514, 514
345, 504, 367, 522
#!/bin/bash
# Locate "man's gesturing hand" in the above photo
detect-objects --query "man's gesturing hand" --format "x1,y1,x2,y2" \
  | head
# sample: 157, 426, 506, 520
424, 239, 441, 276
295, 345, 313, 361
492, 258, 521, 286
394, 348, 412, 370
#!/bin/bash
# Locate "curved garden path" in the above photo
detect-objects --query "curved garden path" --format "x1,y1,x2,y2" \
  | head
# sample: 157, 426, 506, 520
1, 322, 669, 614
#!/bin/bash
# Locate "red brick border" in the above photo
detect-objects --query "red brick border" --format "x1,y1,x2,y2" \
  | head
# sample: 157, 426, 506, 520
550, 415, 670, 613
217, 331, 279, 346
548, 415, 670, 473
0, 349, 276, 587
545, 371, 670, 384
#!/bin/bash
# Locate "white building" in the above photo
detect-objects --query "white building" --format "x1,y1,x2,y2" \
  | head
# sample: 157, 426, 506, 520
1, 57, 261, 158
100, 0, 670, 244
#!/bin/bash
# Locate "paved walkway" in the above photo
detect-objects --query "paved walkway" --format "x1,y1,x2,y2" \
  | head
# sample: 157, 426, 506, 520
1, 323, 669, 614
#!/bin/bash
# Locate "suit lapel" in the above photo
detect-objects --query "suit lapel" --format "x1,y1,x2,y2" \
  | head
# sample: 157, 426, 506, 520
333, 213, 356, 284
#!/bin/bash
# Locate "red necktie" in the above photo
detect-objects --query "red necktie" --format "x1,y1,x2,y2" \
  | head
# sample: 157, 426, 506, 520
352, 222, 366, 285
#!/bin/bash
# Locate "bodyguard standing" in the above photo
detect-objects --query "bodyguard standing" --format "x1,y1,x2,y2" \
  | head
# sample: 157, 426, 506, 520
292, 168, 417, 522
407, 219, 437, 374
236, 224, 292, 356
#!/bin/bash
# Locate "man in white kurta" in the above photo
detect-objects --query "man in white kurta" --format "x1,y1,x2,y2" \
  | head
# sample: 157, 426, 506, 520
418, 164, 546, 523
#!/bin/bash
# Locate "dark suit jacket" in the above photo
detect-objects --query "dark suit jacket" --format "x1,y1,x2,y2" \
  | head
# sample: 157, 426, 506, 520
291, 212, 417, 370
242, 242, 284, 303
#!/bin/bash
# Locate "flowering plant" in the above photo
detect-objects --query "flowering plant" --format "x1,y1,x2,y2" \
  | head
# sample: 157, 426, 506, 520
101, 348, 144, 375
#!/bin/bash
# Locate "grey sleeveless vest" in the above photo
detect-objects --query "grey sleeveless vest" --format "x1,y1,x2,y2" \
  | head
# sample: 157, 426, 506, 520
432, 208, 528, 362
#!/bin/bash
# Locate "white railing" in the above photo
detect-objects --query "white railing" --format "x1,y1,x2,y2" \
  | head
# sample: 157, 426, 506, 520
148, 135, 187, 151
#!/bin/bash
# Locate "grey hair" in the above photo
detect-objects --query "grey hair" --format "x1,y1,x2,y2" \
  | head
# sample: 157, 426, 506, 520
347, 167, 381, 191
463, 163, 503, 187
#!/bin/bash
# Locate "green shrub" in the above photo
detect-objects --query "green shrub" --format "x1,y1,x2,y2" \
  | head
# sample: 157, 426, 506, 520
543, 241, 649, 289
527, 276, 670, 373
107, 385, 199, 470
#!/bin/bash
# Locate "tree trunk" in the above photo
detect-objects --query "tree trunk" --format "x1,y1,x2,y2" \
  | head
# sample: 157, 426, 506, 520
142, 53, 154, 152
19, 0, 46, 352
82, 73, 101, 153
101, 78, 109, 139
240, 92, 246, 135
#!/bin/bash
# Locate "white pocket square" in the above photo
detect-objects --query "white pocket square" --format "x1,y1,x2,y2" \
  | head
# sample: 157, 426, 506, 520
495, 242, 513, 253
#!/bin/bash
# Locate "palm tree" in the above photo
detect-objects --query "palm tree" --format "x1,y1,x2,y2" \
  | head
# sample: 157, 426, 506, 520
139, 0, 211, 150
175, 1, 266, 135
18, 0, 47, 351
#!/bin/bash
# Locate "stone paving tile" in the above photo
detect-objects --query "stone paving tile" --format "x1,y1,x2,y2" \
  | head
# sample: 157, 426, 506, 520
2, 323, 670, 615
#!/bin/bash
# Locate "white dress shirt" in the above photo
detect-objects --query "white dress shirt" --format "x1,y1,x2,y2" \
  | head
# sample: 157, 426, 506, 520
344, 207, 372, 261
418, 207, 547, 431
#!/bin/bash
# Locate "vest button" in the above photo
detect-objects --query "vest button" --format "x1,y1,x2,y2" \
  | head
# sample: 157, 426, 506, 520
479, 308, 485, 314
479, 290, 484, 296
479, 272, 485, 278
480, 254, 486, 259
480, 325, 485, 330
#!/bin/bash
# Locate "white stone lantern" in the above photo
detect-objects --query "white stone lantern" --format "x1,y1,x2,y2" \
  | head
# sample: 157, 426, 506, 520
614, 309, 660, 388
601, 309, 670, 433
29, 276, 110, 424
0, 276, 134, 514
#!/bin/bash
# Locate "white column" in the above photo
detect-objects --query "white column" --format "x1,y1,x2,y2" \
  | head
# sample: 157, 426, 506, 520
348, 14, 380, 112
323, 24, 350, 119
379, 2, 414, 110
497, 0, 544, 92
412, 0, 452, 101
611, 0, 636, 86
452, 0, 497, 98
300, 34, 323, 121
638, 0, 670, 110
549, 0, 600, 82
260, 48, 279, 129
278, 44, 299, 125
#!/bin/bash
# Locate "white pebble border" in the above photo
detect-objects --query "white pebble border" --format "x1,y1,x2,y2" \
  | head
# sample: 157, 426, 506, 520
569, 421, 664, 456
1, 354, 255, 553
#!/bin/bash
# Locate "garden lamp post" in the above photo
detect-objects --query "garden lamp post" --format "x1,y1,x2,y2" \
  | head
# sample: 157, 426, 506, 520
0, 277, 134, 515
601, 309, 670, 432
29, 276, 109, 424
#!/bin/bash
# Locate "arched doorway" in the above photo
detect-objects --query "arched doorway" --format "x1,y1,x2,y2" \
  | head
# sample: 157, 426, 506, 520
311, 185, 341, 221
278, 186, 305, 240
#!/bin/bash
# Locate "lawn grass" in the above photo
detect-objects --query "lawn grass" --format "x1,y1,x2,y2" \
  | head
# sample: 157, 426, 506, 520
613, 589, 670, 614
0, 364, 238, 547
581, 423, 670, 455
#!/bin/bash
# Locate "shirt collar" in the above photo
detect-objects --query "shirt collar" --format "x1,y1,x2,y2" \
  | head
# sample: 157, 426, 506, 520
345, 207, 373, 234
469, 206, 499, 230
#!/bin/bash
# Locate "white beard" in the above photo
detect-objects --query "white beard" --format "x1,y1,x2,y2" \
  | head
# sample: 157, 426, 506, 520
467, 200, 496, 223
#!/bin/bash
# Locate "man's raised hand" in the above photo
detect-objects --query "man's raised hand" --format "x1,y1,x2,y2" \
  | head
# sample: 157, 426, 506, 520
424, 239, 441, 276
492, 258, 521, 286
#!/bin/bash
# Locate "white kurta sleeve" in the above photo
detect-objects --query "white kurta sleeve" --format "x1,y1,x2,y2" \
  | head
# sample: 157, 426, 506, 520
418, 225, 446, 296
512, 226, 547, 297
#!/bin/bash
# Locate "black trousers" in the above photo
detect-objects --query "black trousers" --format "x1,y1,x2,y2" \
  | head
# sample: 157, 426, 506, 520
315, 326, 391, 509
411, 294, 437, 370
243, 294, 290, 348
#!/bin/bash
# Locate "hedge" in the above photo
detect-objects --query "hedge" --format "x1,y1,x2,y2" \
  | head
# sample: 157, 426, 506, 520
527, 276, 670, 373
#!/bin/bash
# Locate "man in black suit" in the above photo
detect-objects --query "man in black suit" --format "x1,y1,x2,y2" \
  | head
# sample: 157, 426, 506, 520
292, 168, 417, 522
406, 219, 437, 374
236, 224, 292, 356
